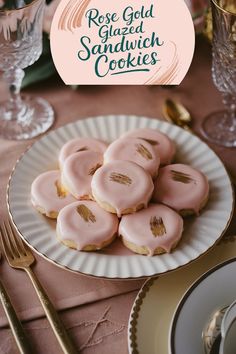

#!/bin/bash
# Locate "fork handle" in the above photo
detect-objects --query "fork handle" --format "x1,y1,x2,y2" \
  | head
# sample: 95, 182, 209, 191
25, 267, 78, 354
0, 279, 32, 354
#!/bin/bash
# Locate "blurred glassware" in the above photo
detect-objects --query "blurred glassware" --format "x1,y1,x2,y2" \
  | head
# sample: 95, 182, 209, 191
201, 0, 236, 147
203, 6, 213, 41
0, 0, 54, 140
185, 0, 209, 32
43, 0, 60, 34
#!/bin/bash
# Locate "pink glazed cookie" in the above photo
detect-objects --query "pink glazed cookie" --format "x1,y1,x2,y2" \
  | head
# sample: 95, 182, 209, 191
91, 160, 154, 217
61, 151, 103, 200
153, 164, 209, 216
119, 204, 184, 256
31, 170, 76, 218
57, 201, 119, 251
104, 137, 160, 178
59, 137, 107, 168
122, 128, 176, 165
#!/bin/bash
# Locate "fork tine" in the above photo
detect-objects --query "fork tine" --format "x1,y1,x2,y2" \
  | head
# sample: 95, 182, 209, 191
6, 221, 23, 257
1, 225, 76, 352
4, 222, 21, 258
8, 222, 27, 257
0, 225, 4, 255
0, 223, 14, 260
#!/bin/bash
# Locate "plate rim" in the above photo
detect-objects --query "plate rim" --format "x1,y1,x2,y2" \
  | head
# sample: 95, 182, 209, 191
128, 257, 236, 354
169, 257, 236, 354
128, 276, 157, 353
6, 115, 235, 280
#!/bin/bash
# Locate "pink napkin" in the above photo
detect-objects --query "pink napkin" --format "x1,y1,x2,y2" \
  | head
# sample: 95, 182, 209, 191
0, 290, 138, 354
0, 252, 144, 328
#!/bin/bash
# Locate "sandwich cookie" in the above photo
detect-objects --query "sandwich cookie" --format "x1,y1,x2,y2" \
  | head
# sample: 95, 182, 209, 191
61, 151, 103, 200
57, 201, 119, 251
104, 137, 160, 178
122, 128, 176, 165
91, 160, 154, 217
59, 137, 107, 168
119, 203, 184, 256
31, 170, 75, 218
153, 164, 209, 216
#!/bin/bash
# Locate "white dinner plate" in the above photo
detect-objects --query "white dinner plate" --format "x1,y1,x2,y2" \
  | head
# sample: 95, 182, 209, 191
7, 115, 234, 279
170, 258, 236, 354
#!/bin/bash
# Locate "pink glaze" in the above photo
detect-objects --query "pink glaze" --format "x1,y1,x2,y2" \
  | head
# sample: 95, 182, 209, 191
122, 128, 176, 165
31, 170, 76, 215
57, 201, 119, 250
153, 164, 209, 214
59, 137, 107, 168
91, 160, 154, 217
61, 151, 103, 199
104, 137, 160, 178
119, 203, 184, 256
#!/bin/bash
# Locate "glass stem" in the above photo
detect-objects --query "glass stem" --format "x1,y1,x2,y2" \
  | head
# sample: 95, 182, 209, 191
222, 92, 236, 129
3, 68, 25, 121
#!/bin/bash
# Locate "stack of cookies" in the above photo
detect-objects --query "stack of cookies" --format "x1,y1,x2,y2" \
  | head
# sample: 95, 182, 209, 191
31, 128, 209, 256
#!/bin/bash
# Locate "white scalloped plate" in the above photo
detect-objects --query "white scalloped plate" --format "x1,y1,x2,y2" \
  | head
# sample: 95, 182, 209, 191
7, 115, 234, 279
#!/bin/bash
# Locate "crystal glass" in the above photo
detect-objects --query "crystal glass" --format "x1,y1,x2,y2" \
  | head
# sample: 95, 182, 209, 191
185, 0, 209, 33
0, 0, 54, 140
201, 0, 236, 147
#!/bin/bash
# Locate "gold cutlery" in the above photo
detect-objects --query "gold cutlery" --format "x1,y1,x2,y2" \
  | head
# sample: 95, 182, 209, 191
162, 99, 193, 133
0, 251, 32, 354
202, 306, 228, 354
162, 99, 236, 186
203, 300, 236, 354
0, 221, 78, 354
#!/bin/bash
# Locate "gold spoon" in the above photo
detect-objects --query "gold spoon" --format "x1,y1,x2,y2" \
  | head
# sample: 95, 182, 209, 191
162, 99, 236, 186
162, 99, 193, 133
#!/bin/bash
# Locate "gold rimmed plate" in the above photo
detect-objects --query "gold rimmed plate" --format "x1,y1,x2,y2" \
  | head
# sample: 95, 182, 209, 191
128, 236, 236, 353
170, 258, 236, 354
7, 115, 234, 279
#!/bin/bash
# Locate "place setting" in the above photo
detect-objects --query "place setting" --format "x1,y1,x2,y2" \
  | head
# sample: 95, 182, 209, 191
4, 112, 234, 350
0, 0, 236, 353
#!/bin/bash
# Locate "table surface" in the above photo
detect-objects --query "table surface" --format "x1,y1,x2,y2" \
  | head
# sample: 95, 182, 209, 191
0, 36, 235, 354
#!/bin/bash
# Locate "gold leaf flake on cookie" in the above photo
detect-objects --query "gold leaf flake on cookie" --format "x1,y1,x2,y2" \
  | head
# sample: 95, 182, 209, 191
139, 138, 159, 146
76, 146, 88, 152
150, 216, 166, 237
88, 163, 102, 176
55, 180, 67, 198
109, 172, 132, 186
171, 170, 194, 184
136, 143, 153, 160
76, 204, 96, 223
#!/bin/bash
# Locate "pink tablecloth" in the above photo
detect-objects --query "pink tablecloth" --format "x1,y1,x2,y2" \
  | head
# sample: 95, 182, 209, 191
0, 36, 235, 354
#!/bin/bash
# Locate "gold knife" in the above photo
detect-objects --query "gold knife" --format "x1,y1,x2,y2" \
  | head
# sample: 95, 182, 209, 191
0, 278, 32, 353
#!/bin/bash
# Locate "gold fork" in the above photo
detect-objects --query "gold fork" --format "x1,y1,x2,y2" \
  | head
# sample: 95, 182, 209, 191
0, 251, 32, 353
0, 221, 78, 354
